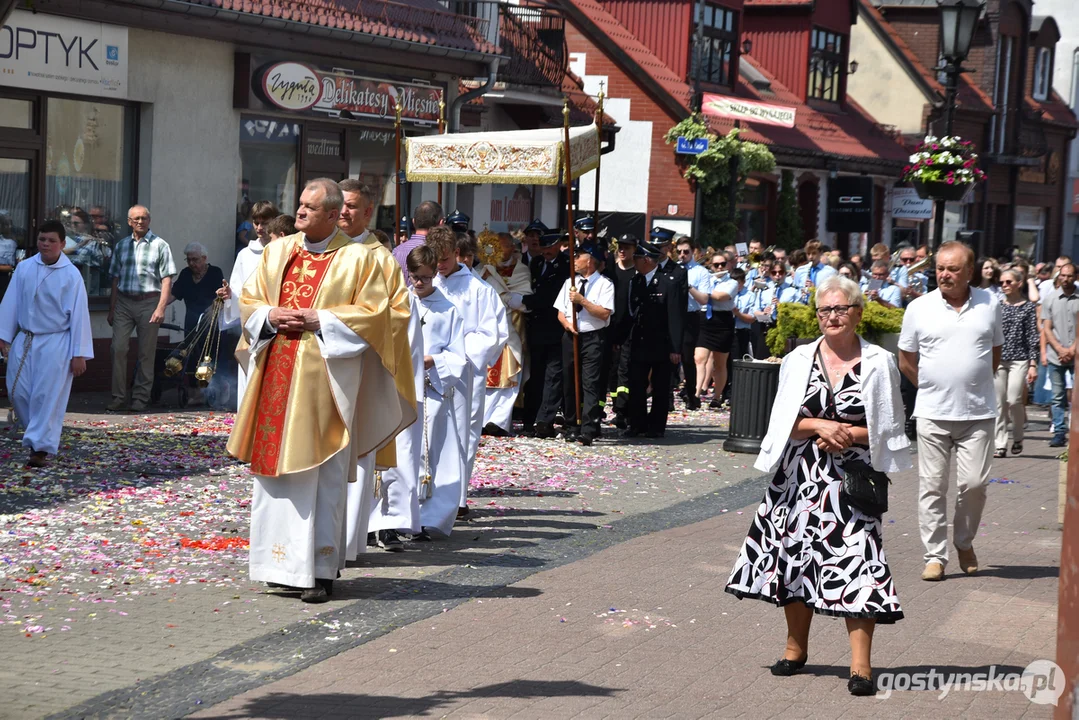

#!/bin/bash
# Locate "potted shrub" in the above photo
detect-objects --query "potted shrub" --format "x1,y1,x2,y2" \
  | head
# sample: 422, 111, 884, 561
902, 135, 986, 202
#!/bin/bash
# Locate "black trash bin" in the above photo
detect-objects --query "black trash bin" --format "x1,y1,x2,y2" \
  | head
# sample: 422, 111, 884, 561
723, 359, 781, 454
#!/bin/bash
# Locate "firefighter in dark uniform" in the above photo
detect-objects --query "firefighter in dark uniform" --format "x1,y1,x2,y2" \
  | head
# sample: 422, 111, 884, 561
649, 227, 690, 406
446, 209, 471, 232
521, 229, 571, 437
574, 216, 597, 245
625, 240, 685, 438
602, 233, 639, 428
521, 219, 546, 267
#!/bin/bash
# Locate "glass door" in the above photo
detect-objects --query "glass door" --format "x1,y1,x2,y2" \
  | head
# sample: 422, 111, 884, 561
0, 150, 35, 301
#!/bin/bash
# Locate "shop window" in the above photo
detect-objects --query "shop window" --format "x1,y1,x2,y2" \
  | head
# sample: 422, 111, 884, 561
238, 115, 301, 253
46, 98, 137, 298
809, 28, 845, 103
0, 98, 33, 129
691, 2, 737, 88
348, 125, 400, 231
1033, 47, 1052, 101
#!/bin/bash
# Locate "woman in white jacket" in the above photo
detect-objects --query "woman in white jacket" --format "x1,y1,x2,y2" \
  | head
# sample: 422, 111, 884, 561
725, 275, 912, 697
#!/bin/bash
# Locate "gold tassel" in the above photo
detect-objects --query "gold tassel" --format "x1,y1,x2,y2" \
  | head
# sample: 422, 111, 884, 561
372, 470, 383, 500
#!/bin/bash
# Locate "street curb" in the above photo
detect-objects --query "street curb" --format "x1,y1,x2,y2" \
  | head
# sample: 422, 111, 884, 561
51, 472, 770, 720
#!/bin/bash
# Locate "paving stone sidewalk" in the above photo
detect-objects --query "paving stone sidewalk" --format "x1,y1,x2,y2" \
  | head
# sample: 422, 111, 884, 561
194, 420, 1064, 720
1, 395, 764, 719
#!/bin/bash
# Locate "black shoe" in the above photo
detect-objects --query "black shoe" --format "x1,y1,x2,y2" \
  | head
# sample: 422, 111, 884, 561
266, 581, 303, 591
534, 423, 556, 439
1049, 434, 1067, 448
848, 673, 875, 696
456, 506, 471, 520
612, 414, 628, 429
483, 422, 509, 437
300, 585, 329, 603
412, 528, 433, 542
563, 430, 580, 443
624, 428, 643, 438
519, 425, 536, 438
770, 657, 807, 676
708, 399, 723, 410
366, 531, 377, 547
686, 396, 702, 411
578, 435, 594, 447
377, 529, 405, 552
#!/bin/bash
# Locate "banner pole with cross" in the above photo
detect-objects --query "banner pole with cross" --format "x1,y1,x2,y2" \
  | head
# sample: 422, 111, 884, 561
562, 99, 582, 428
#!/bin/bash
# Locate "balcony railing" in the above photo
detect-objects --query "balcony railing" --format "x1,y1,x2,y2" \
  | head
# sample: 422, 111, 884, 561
448, 0, 568, 87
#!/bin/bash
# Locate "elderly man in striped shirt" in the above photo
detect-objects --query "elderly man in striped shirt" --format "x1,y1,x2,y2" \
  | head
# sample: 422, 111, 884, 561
107, 205, 177, 412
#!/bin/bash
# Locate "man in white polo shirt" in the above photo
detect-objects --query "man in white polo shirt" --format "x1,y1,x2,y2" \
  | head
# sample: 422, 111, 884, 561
899, 241, 1003, 582
554, 241, 616, 446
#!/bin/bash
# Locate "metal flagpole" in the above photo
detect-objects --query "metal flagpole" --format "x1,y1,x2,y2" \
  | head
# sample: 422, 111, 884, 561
437, 98, 446, 207
592, 82, 604, 224
562, 99, 582, 428
394, 99, 402, 244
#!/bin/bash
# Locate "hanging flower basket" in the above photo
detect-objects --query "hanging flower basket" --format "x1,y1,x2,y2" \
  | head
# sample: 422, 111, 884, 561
912, 178, 973, 202
901, 135, 985, 199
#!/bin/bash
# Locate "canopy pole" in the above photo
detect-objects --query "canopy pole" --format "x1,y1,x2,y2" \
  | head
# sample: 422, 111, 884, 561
593, 83, 604, 224
563, 99, 582, 429
394, 99, 403, 245
437, 99, 445, 207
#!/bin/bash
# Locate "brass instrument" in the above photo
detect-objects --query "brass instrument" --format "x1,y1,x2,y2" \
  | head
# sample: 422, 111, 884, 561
906, 252, 933, 275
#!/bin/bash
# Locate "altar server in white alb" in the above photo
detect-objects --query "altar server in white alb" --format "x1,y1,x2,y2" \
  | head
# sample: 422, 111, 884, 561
217, 202, 285, 407
407, 245, 470, 537
227, 179, 415, 604
430, 227, 507, 515
480, 232, 532, 436
0, 220, 93, 468
337, 178, 420, 554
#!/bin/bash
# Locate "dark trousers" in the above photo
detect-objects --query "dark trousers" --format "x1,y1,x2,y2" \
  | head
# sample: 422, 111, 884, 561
678, 311, 700, 396
628, 352, 673, 434
523, 340, 562, 428
561, 329, 606, 438
733, 328, 754, 362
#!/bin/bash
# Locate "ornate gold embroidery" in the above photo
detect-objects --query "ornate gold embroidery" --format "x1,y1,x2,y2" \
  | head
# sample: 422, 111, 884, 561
271, 544, 286, 562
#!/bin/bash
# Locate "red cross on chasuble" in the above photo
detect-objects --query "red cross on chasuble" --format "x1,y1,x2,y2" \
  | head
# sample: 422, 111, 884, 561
250, 249, 336, 477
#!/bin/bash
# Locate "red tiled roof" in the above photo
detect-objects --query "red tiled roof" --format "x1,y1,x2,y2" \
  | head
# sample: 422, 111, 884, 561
562, 0, 909, 167
744, 0, 813, 5
1026, 91, 1079, 130
706, 56, 910, 165
194, 0, 501, 55
559, 0, 691, 110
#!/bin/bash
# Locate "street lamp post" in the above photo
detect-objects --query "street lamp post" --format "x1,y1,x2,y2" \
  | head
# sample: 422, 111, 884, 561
931, 0, 983, 249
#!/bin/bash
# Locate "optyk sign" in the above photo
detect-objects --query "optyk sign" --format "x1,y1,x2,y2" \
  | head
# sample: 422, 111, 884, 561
0, 10, 128, 98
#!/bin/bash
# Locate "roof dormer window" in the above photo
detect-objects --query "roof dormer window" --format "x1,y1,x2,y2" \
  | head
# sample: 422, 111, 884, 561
809, 27, 845, 103
691, 1, 738, 88
1033, 47, 1052, 101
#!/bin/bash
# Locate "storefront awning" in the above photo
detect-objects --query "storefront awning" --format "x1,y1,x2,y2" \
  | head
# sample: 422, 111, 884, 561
405, 125, 600, 185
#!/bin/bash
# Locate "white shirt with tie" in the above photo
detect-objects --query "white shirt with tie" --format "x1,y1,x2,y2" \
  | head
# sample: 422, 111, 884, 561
554, 271, 615, 332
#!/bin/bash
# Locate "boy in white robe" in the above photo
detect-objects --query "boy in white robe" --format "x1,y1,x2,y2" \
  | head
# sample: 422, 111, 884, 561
406, 245, 469, 537
0, 220, 93, 468
217, 209, 292, 408
429, 228, 507, 516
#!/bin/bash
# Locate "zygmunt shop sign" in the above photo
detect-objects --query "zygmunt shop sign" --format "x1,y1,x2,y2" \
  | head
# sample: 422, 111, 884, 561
249, 59, 443, 126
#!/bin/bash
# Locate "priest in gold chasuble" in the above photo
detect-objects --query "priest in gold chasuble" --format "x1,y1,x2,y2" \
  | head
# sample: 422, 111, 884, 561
227, 179, 416, 603
480, 232, 533, 434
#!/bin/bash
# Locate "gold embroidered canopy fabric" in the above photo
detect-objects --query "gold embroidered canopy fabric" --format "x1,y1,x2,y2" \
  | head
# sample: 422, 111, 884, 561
405, 125, 600, 185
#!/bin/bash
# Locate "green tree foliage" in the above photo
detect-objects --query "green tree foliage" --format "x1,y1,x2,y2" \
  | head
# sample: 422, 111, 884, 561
775, 169, 802, 250
664, 115, 776, 248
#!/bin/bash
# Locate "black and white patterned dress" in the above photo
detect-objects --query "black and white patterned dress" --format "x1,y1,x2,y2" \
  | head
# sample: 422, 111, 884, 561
724, 360, 903, 623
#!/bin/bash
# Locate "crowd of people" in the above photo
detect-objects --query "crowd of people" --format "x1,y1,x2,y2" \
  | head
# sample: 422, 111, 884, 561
0, 179, 1074, 697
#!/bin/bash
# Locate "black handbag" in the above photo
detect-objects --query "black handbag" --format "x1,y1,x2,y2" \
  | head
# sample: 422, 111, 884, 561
816, 347, 890, 517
